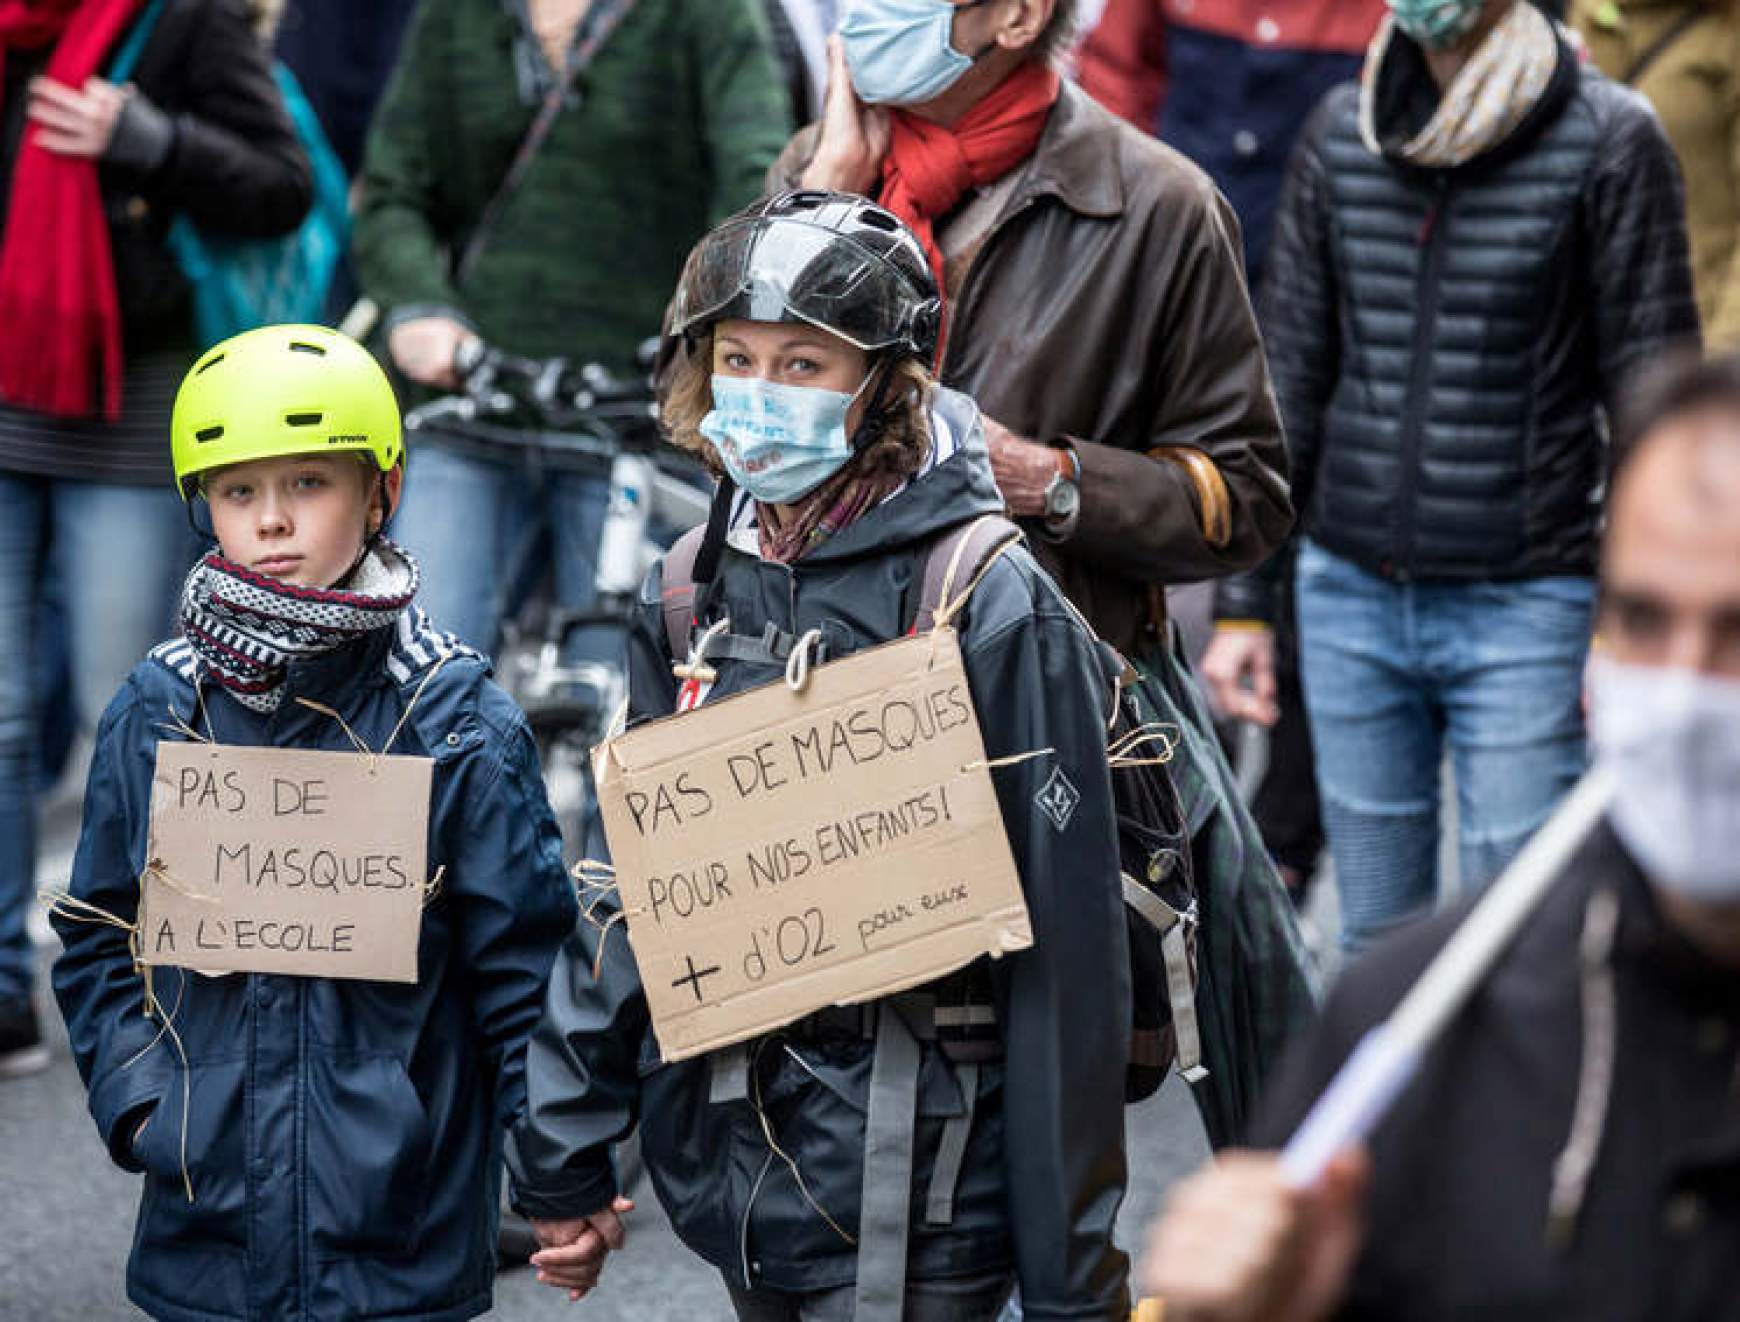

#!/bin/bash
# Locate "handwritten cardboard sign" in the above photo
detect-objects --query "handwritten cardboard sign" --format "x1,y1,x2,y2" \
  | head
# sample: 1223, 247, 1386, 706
594, 627, 1033, 1063
138, 743, 433, 983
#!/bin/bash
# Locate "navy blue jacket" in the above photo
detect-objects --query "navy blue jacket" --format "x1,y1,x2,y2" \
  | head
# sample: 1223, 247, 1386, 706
52, 608, 577, 1322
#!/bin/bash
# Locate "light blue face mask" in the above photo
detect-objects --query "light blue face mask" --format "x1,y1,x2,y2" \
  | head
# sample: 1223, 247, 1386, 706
1385, 0, 1487, 51
699, 372, 874, 505
840, 0, 994, 107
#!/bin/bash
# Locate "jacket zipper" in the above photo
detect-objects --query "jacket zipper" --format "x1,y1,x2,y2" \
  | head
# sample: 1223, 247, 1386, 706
291, 977, 313, 1319
738, 1150, 775, 1288
1393, 176, 1453, 578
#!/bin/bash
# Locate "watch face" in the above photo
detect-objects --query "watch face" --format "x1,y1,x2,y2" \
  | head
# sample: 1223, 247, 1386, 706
1046, 477, 1080, 519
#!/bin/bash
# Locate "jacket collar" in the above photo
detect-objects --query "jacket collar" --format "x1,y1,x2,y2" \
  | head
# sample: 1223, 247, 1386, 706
152, 606, 480, 715
1003, 81, 1124, 222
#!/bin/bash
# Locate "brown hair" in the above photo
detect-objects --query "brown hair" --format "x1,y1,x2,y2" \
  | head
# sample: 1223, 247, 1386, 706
1036, 0, 1080, 64
1612, 349, 1740, 483
661, 328, 936, 482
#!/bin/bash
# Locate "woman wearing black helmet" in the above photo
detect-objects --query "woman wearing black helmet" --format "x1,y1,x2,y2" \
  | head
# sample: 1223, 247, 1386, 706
508, 191, 1133, 1321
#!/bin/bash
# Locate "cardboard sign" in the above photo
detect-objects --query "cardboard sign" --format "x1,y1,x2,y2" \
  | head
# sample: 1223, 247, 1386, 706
138, 743, 433, 983
594, 627, 1033, 1063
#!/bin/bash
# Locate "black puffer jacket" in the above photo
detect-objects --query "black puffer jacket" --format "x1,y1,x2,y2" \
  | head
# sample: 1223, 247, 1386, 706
508, 390, 1132, 1318
1218, 16, 1698, 621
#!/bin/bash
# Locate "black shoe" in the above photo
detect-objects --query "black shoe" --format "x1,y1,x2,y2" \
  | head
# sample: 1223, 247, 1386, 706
0, 1000, 50, 1078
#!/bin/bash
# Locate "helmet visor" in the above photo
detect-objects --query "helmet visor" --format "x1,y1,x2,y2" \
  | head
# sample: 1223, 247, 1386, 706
673, 217, 924, 353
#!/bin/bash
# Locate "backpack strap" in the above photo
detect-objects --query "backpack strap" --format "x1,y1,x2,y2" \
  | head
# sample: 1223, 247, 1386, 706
913, 514, 1024, 635
924, 1061, 979, 1226
1123, 877, 1209, 1085
852, 998, 924, 1322
660, 524, 709, 663
105, 0, 166, 83
458, 0, 640, 283
1622, 3, 1712, 86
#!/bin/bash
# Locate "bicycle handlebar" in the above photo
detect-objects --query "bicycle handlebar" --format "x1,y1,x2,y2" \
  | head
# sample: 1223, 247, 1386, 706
404, 338, 666, 455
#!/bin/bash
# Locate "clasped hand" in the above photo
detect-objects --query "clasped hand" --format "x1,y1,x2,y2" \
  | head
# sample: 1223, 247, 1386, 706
528, 1196, 636, 1303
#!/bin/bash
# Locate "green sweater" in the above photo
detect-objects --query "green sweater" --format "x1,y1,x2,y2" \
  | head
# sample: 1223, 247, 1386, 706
354, 0, 790, 373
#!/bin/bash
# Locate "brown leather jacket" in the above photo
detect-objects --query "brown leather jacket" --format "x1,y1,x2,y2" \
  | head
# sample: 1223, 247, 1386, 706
773, 82, 1293, 654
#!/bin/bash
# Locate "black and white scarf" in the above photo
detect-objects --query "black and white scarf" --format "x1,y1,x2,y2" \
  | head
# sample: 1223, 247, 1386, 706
178, 540, 421, 713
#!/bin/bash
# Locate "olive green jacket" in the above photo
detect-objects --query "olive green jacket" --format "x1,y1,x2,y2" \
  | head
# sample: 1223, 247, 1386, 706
1575, 0, 1739, 346
354, 0, 791, 372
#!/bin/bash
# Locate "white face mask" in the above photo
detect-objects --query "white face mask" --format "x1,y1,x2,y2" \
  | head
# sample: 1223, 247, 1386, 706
1588, 656, 1740, 903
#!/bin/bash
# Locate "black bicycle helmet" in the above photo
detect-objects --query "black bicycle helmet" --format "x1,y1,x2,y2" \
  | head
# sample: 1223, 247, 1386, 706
670, 190, 942, 363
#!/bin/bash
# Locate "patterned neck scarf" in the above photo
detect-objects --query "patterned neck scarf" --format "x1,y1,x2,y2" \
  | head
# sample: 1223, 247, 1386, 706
1361, 2, 1562, 168
757, 459, 904, 565
178, 540, 420, 712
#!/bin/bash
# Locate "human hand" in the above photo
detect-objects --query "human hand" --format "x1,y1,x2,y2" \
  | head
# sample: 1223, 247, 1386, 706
1145, 1148, 1369, 1322
27, 76, 128, 158
529, 1196, 636, 1302
984, 417, 1057, 518
1201, 625, 1279, 726
800, 37, 891, 195
387, 316, 475, 390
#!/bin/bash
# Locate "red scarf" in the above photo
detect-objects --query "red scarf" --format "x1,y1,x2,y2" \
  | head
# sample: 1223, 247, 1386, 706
0, 0, 144, 420
877, 61, 1060, 353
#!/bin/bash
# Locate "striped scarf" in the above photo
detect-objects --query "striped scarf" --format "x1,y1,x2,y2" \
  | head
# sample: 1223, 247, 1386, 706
178, 541, 420, 712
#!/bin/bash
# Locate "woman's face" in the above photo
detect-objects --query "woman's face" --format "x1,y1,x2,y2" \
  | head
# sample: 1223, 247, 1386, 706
712, 318, 875, 431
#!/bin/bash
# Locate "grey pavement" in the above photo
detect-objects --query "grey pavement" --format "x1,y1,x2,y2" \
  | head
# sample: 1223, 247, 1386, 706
3, 779, 1215, 1322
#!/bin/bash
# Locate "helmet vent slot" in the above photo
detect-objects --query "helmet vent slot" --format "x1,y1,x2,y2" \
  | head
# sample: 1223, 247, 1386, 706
194, 353, 225, 375
285, 412, 324, 427
288, 341, 327, 356
860, 209, 898, 231
195, 425, 225, 444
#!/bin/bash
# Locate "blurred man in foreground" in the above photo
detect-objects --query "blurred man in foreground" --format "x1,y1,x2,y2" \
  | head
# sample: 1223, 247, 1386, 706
1145, 350, 1740, 1322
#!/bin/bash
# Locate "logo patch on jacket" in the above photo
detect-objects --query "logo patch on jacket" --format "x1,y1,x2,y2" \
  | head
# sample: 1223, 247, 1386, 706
1035, 766, 1080, 832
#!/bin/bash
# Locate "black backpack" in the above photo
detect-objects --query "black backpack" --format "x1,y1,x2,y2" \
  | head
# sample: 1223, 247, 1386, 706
657, 514, 1205, 1100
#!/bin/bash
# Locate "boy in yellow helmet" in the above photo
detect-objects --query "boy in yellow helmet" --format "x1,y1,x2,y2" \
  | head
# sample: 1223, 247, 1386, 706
50, 325, 578, 1321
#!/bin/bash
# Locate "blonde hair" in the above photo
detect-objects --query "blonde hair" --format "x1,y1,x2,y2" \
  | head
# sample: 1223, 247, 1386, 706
661, 328, 935, 482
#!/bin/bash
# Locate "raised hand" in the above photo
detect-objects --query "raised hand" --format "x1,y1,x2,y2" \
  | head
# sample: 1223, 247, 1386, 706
800, 36, 891, 196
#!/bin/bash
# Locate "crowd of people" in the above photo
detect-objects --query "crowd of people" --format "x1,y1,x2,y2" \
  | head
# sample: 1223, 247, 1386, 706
1, 0, 1737, 1319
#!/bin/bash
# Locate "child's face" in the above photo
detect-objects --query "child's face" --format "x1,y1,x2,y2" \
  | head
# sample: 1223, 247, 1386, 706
204, 454, 389, 588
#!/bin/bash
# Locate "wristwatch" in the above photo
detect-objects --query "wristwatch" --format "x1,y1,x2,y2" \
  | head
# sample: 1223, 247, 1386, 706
1041, 446, 1081, 533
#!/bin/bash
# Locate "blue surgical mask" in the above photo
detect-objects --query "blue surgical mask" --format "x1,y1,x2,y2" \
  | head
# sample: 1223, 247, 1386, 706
840, 0, 993, 107
699, 373, 873, 504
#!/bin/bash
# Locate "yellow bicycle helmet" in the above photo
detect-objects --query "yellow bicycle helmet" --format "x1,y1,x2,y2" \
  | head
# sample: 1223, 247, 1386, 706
170, 324, 403, 500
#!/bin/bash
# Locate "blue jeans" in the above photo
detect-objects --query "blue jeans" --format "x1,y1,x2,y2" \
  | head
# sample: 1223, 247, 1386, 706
390, 441, 613, 658
1294, 539, 1594, 951
0, 472, 188, 1003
